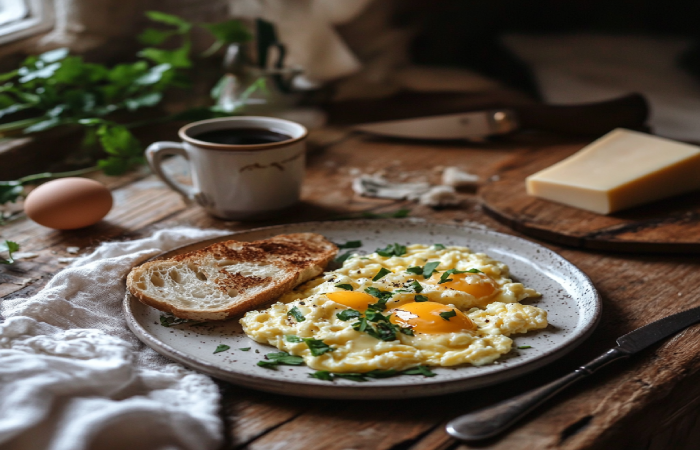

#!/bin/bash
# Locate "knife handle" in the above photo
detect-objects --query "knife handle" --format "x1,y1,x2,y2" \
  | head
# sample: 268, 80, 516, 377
445, 347, 630, 442
513, 93, 649, 135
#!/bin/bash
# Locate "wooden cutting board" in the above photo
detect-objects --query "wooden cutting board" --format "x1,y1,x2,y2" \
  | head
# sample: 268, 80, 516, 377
479, 144, 700, 253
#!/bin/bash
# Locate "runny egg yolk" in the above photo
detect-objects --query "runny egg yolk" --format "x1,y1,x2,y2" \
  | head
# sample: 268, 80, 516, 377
326, 291, 376, 311
427, 272, 498, 299
390, 302, 476, 334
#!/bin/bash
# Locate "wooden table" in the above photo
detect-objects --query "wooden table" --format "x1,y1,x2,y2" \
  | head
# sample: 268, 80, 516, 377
2, 121, 700, 450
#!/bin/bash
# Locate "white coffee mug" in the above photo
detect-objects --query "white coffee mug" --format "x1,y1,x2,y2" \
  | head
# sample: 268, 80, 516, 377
146, 116, 307, 220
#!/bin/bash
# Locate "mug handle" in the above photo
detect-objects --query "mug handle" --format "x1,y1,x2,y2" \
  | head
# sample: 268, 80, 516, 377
145, 142, 197, 200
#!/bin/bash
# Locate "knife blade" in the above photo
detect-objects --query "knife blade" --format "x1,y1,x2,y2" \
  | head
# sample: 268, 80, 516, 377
446, 305, 700, 442
353, 110, 518, 141
353, 93, 649, 140
616, 305, 700, 354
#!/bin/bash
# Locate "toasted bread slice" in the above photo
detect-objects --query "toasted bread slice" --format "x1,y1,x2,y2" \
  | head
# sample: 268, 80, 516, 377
127, 233, 337, 320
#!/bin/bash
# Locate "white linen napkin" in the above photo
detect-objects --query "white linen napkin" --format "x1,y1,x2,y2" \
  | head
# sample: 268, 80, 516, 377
0, 227, 232, 450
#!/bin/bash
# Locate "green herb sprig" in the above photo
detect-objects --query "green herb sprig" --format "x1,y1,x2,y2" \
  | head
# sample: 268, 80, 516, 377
0, 240, 19, 264
310, 365, 435, 382
0, 11, 256, 209
257, 351, 305, 368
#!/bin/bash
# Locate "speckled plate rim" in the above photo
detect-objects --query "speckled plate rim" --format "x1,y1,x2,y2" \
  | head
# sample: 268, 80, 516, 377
123, 219, 602, 399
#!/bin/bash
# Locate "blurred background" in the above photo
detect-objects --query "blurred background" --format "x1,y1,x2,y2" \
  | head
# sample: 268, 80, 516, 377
2, 0, 700, 141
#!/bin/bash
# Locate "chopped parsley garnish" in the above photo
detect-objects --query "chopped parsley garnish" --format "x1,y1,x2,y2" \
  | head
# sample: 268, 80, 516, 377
365, 287, 394, 301
303, 338, 335, 356
257, 351, 304, 369
285, 335, 303, 343
372, 267, 392, 281
334, 251, 353, 264
415, 295, 428, 302
337, 240, 362, 249
257, 360, 278, 368
336, 309, 362, 321
410, 280, 423, 293
402, 365, 436, 377
399, 327, 414, 336
310, 366, 436, 382
433, 243, 446, 250
366, 369, 398, 378
438, 268, 481, 284
239, 347, 251, 351
439, 309, 457, 321
287, 306, 306, 322
159, 314, 200, 327
406, 266, 423, 275
335, 283, 354, 291
309, 370, 334, 381
266, 351, 304, 365
422, 261, 440, 279
517, 345, 532, 349
376, 243, 407, 257
353, 317, 369, 332
334, 373, 368, 382
213, 344, 230, 354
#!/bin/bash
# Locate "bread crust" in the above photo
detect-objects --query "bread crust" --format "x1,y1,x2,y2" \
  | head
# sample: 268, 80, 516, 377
126, 233, 337, 320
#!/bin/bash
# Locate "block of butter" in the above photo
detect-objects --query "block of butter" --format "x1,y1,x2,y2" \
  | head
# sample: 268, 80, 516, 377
526, 129, 700, 214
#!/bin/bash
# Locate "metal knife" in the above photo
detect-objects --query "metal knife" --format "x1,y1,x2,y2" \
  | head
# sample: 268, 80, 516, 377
446, 305, 700, 442
354, 93, 649, 140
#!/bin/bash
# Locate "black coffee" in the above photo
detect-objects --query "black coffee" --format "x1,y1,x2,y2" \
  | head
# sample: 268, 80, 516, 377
194, 128, 291, 145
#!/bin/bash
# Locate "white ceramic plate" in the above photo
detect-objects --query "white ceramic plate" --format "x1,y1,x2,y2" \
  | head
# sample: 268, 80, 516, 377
123, 219, 601, 399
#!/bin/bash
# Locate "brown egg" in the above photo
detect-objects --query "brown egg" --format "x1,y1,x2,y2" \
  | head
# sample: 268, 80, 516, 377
24, 177, 113, 230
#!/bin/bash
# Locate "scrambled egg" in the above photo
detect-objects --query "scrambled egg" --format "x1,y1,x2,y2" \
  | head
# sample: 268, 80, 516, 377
240, 244, 547, 372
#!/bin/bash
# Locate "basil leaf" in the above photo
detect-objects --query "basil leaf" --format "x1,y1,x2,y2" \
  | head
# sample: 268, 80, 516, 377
266, 351, 304, 365
439, 309, 457, 321
257, 360, 278, 369
466, 268, 482, 273
422, 261, 440, 279
302, 338, 335, 356
334, 283, 353, 291
213, 344, 230, 354
372, 267, 391, 281
402, 365, 436, 377
310, 370, 334, 381
337, 240, 362, 249
285, 335, 302, 343
239, 347, 251, 351
517, 345, 532, 349
287, 306, 305, 322
433, 243, 446, 250
400, 327, 414, 336
410, 280, 423, 293
337, 309, 361, 321
414, 295, 429, 302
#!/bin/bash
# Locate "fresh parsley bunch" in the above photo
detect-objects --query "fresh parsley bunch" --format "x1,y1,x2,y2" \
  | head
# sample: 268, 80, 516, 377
0, 11, 253, 208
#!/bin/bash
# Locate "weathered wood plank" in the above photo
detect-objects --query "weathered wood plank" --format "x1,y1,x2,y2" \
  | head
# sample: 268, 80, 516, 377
4, 131, 700, 450
480, 144, 700, 253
